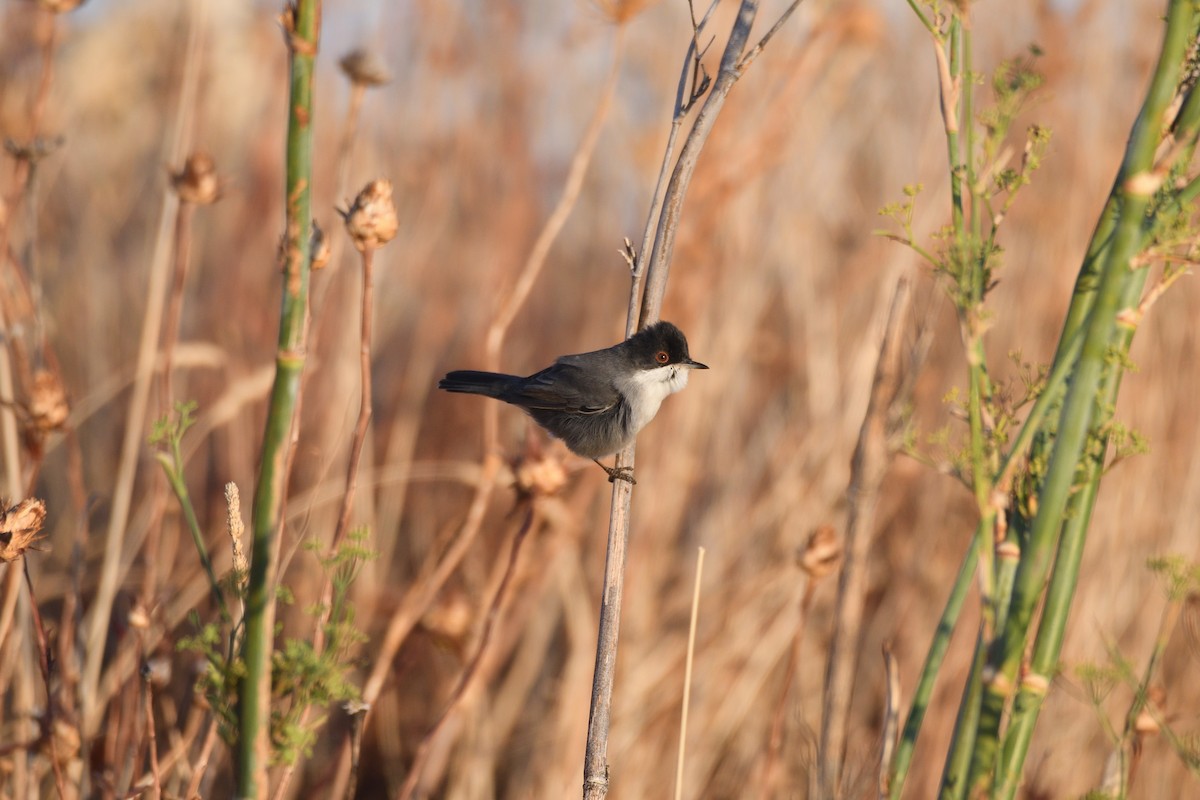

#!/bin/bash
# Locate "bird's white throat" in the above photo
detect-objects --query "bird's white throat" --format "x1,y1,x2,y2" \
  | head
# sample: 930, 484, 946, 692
616, 365, 690, 436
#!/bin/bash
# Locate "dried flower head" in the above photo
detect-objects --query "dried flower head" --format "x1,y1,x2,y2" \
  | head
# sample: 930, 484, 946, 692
170, 152, 220, 205
128, 603, 151, 630
514, 452, 568, 497
423, 591, 472, 643
342, 179, 398, 252
0, 498, 47, 562
27, 369, 68, 433
339, 48, 391, 87
798, 525, 842, 579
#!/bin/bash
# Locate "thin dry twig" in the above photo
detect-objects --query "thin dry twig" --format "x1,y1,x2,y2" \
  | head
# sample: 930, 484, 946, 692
586, 2, 807, 796
141, 675, 162, 800
672, 547, 705, 800
818, 277, 912, 798
878, 643, 901, 800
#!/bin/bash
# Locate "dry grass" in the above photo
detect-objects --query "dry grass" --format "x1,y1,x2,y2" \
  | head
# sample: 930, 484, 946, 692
0, 0, 1197, 797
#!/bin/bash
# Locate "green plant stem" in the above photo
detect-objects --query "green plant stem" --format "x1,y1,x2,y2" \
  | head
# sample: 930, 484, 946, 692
939, 631, 986, 800
993, 266, 1152, 798
888, 535, 978, 799
156, 451, 225, 617
237, 1, 320, 796
970, 1, 1195, 791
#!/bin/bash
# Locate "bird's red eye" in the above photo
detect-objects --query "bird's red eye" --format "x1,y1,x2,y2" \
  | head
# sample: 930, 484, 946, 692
655, 351, 669, 364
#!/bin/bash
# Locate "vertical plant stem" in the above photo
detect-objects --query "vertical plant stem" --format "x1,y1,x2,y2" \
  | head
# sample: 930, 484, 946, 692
329, 247, 375, 556
888, 536, 978, 799
672, 547, 705, 800
22, 559, 67, 800
969, 2, 1194, 790
586, 5, 763, 796
237, 2, 320, 796
587, 3, 809, 795
819, 278, 912, 798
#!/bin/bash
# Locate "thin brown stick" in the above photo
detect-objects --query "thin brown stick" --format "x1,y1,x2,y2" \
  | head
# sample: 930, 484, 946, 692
160, 202, 197, 407
142, 677, 162, 800
818, 278, 912, 798
672, 547, 706, 800
878, 644, 901, 800
586, 2, 809, 796
328, 246, 375, 558
396, 503, 537, 800
183, 716, 220, 800
23, 559, 68, 800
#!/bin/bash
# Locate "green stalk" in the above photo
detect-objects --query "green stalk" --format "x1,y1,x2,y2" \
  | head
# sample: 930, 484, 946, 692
888, 325, 1083, 798
156, 448, 226, 618
237, 1, 320, 796
888, 535, 978, 799
971, 1, 1194, 789
939, 632, 987, 800
995, 114, 1200, 795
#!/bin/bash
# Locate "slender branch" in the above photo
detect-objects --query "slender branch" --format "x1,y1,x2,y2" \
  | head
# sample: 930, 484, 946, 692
671, 547, 705, 800
819, 278, 912, 798
588, 2, 807, 797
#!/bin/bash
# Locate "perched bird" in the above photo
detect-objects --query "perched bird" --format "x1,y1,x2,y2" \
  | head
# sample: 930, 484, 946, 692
439, 321, 708, 483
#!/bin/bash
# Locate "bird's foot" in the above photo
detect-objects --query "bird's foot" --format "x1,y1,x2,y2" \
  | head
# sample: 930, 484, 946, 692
594, 459, 636, 485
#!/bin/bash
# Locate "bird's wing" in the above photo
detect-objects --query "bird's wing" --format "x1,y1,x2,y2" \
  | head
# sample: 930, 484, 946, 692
505, 363, 619, 415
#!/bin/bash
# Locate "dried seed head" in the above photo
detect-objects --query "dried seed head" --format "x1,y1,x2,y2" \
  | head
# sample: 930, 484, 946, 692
514, 452, 568, 497
27, 369, 68, 433
342, 179, 399, 252
170, 152, 220, 205
127, 603, 151, 630
798, 525, 842, 579
0, 498, 47, 562
339, 48, 391, 87
423, 591, 472, 642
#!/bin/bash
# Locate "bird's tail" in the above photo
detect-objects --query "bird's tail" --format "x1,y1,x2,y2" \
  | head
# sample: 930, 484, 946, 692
438, 370, 520, 399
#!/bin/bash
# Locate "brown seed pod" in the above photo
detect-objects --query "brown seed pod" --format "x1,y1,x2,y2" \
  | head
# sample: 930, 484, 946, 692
0, 498, 47, 562
342, 179, 398, 252
170, 152, 221, 205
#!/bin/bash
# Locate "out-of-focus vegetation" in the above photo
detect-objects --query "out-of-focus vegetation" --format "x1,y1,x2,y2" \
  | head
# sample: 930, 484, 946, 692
0, 0, 1198, 797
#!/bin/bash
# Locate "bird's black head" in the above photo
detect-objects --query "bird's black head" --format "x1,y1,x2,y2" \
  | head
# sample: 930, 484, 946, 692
627, 321, 709, 371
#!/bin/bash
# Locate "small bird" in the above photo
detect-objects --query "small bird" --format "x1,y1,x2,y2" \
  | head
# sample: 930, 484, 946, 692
439, 321, 708, 483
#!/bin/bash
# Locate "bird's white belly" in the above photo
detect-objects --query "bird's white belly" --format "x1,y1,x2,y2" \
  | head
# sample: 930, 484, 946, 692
616, 366, 689, 436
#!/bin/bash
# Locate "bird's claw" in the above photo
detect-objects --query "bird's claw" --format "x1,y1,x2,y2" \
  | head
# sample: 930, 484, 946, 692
595, 459, 636, 485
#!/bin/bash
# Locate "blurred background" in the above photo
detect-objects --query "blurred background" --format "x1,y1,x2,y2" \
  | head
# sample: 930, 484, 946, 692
0, 0, 1198, 797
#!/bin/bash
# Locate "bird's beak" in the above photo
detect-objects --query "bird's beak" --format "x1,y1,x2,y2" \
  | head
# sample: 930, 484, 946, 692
684, 358, 709, 370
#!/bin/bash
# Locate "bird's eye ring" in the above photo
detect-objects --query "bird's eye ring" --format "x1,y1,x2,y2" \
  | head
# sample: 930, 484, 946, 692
655, 351, 669, 364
